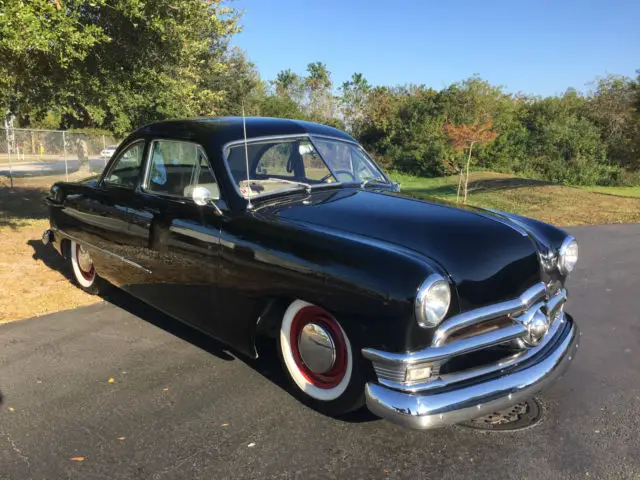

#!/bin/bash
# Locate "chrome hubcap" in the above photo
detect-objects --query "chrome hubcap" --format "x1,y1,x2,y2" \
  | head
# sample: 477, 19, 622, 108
77, 245, 93, 272
298, 323, 336, 373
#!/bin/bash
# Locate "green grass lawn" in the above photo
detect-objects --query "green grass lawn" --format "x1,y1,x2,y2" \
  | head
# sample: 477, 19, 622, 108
389, 172, 640, 226
578, 185, 640, 198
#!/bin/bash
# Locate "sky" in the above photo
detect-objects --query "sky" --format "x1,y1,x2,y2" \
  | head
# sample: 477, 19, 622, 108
232, 0, 639, 96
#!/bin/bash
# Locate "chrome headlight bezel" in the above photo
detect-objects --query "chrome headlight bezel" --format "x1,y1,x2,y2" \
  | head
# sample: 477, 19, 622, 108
558, 235, 579, 275
415, 274, 451, 328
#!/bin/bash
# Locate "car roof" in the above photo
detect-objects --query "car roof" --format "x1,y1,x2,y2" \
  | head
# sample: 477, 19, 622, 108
134, 117, 356, 151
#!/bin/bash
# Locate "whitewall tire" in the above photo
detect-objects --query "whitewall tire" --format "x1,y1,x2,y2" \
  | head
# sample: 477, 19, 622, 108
70, 240, 100, 293
279, 300, 355, 403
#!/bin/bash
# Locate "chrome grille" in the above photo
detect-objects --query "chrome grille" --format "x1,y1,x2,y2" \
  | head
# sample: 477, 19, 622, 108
363, 282, 568, 392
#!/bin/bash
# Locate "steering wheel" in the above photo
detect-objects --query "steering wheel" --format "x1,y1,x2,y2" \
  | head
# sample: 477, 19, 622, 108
320, 170, 357, 183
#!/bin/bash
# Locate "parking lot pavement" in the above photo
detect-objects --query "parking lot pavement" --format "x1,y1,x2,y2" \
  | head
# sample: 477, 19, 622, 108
1, 224, 639, 479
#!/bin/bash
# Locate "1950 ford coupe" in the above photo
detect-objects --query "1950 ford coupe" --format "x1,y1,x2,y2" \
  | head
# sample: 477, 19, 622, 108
43, 117, 579, 429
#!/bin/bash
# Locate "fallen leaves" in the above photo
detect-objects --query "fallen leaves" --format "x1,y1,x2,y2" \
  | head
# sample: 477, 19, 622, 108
8, 407, 15, 412
70, 457, 85, 462
247, 443, 255, 448
107, 377, 115, 383
162, 387, 169, 392
221, 423, 229, 428
117, 437, 125, 441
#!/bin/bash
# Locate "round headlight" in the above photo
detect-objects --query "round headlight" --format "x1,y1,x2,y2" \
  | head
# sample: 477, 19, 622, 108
415, 274, 451, 328
558, 236, 579, 274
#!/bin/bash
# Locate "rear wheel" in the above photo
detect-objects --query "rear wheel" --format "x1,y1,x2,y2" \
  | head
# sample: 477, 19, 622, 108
278, 300, 365, 416
69, 240, 102, 295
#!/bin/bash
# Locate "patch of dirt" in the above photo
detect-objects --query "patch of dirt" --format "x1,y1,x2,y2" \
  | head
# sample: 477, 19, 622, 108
0, 221, 99, 322
0, 175, 99, 322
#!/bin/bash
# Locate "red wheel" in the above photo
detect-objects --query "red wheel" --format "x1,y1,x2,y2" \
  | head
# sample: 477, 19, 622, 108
279, 300, 355, 402
69, 240, 101, 294
288, 306, 349, 389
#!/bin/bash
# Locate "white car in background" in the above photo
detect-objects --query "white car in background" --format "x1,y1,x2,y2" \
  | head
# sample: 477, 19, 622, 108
100, 145, 117, 159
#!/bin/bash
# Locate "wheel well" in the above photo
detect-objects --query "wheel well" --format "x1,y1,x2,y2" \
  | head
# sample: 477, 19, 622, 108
60, 238, 71, 259
255, 297, 292, 340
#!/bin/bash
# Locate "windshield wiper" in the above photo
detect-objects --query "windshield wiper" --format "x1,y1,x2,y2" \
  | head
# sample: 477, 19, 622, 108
246, 178, 313, 194
361, 177, 388, 189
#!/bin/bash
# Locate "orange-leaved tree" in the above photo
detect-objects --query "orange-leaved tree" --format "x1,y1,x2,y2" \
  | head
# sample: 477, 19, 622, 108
444, 121, 498, 203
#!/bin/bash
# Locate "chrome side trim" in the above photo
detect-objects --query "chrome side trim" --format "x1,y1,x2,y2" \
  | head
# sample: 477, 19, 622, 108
432, 282, 547, 346
56, 230, 152, 275
365, 317, 579, 429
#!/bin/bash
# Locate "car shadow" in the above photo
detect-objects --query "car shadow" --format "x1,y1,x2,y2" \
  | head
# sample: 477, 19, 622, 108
402, 176, 553, 199
0, 185, 50, 229
28, 240, 377, 425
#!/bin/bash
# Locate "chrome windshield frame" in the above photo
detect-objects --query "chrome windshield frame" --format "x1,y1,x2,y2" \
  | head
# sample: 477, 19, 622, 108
308, 135, 392, 186
221, 133, 391, 203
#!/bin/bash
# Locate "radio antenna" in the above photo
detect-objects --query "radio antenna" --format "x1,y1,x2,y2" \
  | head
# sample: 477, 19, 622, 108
242, 101, 252, 209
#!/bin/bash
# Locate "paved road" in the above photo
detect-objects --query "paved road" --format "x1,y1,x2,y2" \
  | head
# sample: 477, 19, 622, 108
1, 224, 639, 479
0, 158, 107, 178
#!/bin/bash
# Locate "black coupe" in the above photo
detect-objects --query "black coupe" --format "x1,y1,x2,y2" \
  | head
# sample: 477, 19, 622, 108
43, 117, 580, 429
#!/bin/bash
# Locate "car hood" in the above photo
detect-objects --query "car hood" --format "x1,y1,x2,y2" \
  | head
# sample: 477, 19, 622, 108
257, 188, 542, 309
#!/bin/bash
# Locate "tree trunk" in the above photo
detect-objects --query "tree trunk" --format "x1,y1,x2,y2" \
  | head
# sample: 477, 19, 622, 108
463, 142, 475, 204
456, 168, 463, 203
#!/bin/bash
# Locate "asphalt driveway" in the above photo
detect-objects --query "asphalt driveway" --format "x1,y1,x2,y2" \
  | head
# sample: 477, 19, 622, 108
1, 224, 639, 479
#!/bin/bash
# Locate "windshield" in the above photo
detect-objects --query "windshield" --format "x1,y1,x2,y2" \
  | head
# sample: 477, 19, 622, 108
225, 136, 388, 199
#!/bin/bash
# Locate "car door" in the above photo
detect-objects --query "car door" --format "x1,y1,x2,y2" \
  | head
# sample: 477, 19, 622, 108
124, 139, 225, 333
59, 140, 149, 287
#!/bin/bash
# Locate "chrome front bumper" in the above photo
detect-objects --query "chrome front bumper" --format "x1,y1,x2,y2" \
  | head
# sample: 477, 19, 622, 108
364, 315, 579, 429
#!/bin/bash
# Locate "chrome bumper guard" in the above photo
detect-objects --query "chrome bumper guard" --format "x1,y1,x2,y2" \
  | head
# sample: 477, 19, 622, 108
362, 282, 579, 429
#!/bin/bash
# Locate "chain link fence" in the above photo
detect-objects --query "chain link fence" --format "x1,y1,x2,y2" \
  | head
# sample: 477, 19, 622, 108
1, 128, 120, 186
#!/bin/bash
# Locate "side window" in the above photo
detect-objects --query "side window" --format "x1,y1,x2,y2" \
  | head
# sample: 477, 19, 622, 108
350, 148, 379, 181
255, 143, 294, 177
145, 140, 219, 200
104, 142, 144, 188
189, 150, 220, 200
299, 140, 329, 181
146, 140, 198, 196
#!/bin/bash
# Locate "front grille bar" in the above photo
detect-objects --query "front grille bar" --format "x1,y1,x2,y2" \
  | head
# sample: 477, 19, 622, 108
432, 282, 547, 346
363, 282, 567, 392
378, 312, 568, 393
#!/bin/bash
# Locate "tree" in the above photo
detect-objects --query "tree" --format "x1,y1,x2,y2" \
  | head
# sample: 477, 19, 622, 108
0, 0, 241, 134
207, 48, 263, 117
340, 73, 370, 133
274, 69, 301, 99
585, 75, 639, 170
444, 121, 498, 203
304, 62, 335, 121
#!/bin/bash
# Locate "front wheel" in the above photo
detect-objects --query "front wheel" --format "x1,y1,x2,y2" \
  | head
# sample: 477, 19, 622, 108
278, 300, 365, 416
69, 240, 103, 295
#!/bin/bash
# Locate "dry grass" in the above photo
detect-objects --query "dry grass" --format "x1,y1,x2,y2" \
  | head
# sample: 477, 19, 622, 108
0, 174, 99, 323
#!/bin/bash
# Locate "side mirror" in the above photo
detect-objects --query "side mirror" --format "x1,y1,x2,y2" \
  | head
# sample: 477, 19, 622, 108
192, 186, 212, 206
392, 181, 401, 192
192, 186, 223, 216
